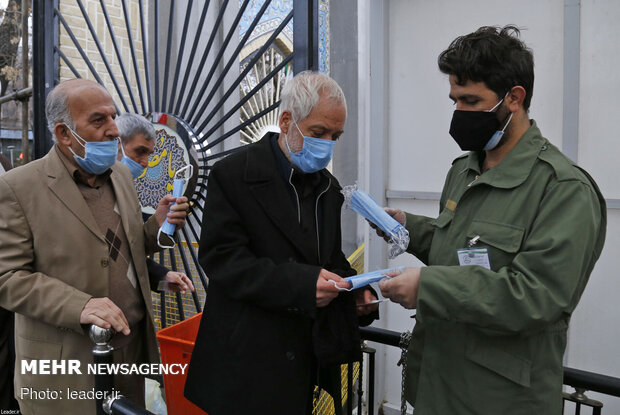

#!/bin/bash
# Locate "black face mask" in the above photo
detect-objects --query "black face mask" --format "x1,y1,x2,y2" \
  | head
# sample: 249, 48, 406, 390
449, 96, 512, 151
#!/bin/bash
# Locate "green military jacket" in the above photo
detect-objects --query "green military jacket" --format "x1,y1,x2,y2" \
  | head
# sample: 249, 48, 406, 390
403, 121, 606, 414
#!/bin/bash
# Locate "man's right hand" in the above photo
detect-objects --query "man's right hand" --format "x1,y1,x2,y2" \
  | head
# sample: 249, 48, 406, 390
80, 297, 131, 335
316, 269, 351, 308
369, 208, 406, 242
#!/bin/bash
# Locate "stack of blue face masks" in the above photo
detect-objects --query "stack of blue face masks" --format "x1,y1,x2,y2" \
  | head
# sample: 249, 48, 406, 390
342, 184, 410, 258
157, 164, 193, 249
331, 266, 405, 291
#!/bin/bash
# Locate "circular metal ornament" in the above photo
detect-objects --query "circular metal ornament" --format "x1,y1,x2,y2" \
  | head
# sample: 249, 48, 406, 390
135, 113, 199, 215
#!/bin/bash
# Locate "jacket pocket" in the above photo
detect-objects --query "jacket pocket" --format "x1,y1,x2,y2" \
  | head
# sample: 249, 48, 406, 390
227, 305, 250, 351
431, 208, 454, 229
465, 330, 531, 387
466, 220, 525, 269
466, 220, 524, 253
18, 335, 63, 360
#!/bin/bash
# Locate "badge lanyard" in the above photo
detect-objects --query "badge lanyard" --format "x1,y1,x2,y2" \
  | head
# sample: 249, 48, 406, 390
457, 235, 491, 269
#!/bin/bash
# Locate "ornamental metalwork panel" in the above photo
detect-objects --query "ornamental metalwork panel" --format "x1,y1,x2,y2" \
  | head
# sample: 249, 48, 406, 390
31, 2, 351, 413
33, 0, 324, 315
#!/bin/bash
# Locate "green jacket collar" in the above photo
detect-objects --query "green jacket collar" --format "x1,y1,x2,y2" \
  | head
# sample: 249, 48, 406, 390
465, 120, 547, 189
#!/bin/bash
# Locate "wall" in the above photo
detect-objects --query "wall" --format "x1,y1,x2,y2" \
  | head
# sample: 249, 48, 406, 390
359, 0, 620, 413
565, 3, 620, 410
58, 0, 146, 113
56, 0, 242, 147
330, 0, 360, 257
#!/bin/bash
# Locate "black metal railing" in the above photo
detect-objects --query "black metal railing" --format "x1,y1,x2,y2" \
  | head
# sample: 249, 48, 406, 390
90, 323, 620, 415
358, 326, 620, 415
89, 325, 155, 415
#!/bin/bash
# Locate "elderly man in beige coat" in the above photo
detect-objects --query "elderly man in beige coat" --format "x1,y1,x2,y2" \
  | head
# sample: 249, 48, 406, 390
0, 79, 188, 414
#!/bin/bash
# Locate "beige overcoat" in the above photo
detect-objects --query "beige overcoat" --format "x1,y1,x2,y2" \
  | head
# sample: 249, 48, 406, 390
0, 147, 161, 414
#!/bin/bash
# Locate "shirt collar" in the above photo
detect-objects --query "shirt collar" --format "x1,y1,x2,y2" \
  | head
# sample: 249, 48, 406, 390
54, 144, 112, 188
464, 120, 546, 189
269, 133, 295, 182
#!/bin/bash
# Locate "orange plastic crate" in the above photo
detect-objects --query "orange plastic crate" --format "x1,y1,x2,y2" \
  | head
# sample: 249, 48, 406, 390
156, 312, 207, 415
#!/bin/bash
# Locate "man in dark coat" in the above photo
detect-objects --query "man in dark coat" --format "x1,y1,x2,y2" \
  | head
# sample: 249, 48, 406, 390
185, 71, 378, 414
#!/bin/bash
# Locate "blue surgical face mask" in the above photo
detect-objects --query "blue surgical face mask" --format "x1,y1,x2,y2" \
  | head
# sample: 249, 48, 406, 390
66, 125, 118, 175
285, 122, 336, 173
342, 184, 410, 258
120, 144, 146, 179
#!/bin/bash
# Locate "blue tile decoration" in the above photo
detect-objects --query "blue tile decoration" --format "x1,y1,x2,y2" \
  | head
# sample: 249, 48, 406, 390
136, 119, 191, 214
239, 0, 294, 47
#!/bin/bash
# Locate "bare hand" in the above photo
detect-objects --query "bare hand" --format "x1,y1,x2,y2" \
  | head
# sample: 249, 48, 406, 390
355, 288, 379, 316
369, 208, 406, 241
164, 271, 195, 294
80, 297, 130, 335
379, 267, 420, 309
316, 269, 351, 308
154, 195, 189, 229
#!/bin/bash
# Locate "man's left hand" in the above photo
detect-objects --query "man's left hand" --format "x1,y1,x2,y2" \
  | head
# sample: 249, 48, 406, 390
379, 267, 420, 309
155, 195, 189, 230
164, 271, 195, 295
355, 288, 379, 316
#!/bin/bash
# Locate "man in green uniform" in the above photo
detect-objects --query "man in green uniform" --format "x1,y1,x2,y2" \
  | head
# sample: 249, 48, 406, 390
378, 25, 607, 414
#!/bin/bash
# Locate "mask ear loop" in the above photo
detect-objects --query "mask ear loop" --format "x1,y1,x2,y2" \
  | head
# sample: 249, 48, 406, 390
482, 104, 514, 151
120, 141, 128, 157
65, 124, 87, 147
500, 112, 514, 132
285, 131, 293, 154
293, 121, 305, 138
331, 280, 353, 292
285, 117, 309, 156
157, 227, 175, 249
174, 164, 194, 180
284, 120, 299, 155
65, 125, 87, 160
486, 91, 511, 113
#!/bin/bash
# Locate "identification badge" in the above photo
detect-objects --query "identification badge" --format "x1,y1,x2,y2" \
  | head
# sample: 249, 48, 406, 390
457, 247, 491, 269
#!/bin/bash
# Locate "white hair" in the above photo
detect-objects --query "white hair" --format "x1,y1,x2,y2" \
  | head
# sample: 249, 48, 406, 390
45, 86, 75, 139
115, 113, 156, 144
279, 71, 346, 122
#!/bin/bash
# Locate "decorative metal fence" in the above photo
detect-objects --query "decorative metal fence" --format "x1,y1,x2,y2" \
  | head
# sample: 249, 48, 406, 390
32, 0, 320, 322
31, 2, 357, 414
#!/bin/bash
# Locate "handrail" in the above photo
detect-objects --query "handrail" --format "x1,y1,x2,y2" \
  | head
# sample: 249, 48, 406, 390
90, 325, 115, 415
359, 326, 401, 347
89, 325, 155, 415
359, 326, 620, 398
103, 396, 155, 415
564, 367, 620, 398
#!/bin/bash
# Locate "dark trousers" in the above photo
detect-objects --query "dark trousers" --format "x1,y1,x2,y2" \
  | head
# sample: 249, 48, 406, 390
112, 322, 146, 408
0, 308, 19, 411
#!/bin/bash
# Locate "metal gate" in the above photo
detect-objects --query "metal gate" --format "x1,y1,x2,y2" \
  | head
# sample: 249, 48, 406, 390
32, 0, 320, 321
29, 2, 355, 413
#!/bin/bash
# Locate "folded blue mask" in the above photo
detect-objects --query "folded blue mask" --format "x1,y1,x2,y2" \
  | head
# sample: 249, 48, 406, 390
331, 266, 405, 291
157, 165, 193, 249
342, 184, 410, 258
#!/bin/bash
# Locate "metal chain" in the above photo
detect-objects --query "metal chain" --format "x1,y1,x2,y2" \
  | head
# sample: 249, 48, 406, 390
397, 330, 412, 415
